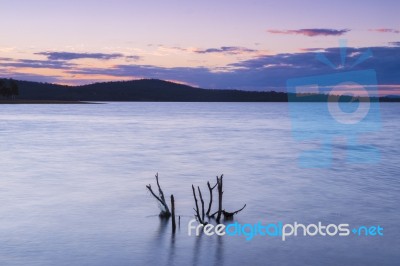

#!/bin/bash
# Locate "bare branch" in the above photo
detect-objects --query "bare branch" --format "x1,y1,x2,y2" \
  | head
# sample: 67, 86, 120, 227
197, 186, 205, 222
216, 174, 224, 223
146, 185, 166, 209
146, 173, 171, 217
171, 195, 176, 232
206, 181, 217, 216
223, 204, 247, 218
209, 210, 218, 218
192, 185, 206, 225
192, 185, 201, 223
155, 173, 170, 214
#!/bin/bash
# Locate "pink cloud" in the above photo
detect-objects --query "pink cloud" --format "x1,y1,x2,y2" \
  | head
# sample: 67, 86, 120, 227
194, 46, 257, 55
369, 28, 400, 33
267, 28, 350, 37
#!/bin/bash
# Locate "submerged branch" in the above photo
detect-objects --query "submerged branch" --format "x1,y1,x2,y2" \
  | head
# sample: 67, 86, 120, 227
171, 194, 176, 232
146, 173, 171, 217
206, 181, 217, 216
197, 186, 205, 222
155, 173, 170, 214
222, 204, 247, 219
216, 174, 224, 223
192, 185, 206, 225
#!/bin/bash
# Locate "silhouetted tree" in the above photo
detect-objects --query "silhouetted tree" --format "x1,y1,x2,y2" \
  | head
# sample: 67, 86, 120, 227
0, 79, 19, 99
10, 79, 19, 100
0, 80, 4, 98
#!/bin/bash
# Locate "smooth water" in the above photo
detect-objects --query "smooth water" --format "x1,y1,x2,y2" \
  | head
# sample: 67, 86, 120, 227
0, 102, 399, 266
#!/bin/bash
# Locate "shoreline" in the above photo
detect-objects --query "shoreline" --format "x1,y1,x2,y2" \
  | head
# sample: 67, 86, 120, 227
0, 100, 97, 104
0, 100, 399, 104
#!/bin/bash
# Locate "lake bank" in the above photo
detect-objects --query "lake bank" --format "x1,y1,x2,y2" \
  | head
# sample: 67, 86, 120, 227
0, 100, 96, 104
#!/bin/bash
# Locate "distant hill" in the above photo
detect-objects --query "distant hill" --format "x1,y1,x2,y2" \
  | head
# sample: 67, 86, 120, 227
7, 79, 288, 102
1, 78, 399, 102
385, 95, 400, 99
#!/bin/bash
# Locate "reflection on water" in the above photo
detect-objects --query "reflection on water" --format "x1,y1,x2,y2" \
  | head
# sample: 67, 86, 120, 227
0, 102, 399, 265
192, 226, 203, 266
167, 228, 176, 266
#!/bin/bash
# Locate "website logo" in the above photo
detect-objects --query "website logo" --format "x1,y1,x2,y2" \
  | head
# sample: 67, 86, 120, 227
287, 40, 381, 168
188, 220, 384, 241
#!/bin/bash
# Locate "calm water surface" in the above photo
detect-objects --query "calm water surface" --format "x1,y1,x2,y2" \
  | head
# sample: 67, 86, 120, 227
0, 102, 399, 265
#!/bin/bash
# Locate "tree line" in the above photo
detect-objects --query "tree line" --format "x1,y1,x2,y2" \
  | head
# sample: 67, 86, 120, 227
0, 79, 19, 99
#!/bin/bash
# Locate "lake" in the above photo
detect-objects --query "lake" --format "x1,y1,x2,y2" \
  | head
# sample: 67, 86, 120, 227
0, 102, 399, 265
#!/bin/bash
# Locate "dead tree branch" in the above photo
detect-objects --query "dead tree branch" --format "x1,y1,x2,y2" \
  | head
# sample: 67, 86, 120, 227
197, 186, 205, 222
222, 204, 247, 219
146, 173, 246, 227
208, 175, 246, 221
192, 185, 206, 225
206, 181, 217, 216
146, 173, 171, 217
216, 174, 224, 223
155, 173, 169, 214
171, 195, 176, 232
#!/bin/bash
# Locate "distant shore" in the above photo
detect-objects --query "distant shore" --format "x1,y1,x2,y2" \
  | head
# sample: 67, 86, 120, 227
0, 100, 94, 104
2, 79, 400, 102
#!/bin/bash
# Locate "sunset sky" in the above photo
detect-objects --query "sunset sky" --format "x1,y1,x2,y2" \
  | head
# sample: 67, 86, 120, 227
0, 0, 399, 95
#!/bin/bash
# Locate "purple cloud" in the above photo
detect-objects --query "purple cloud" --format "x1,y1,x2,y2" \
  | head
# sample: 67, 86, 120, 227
369, 28, 399, 34
0, 71, 63, 84
267, 28, 350, 37
299, 48, 324, 52
0, 58, 75, 69
125, 55, 141, 61
36, 51, 125, 61
195, 46, 257, 55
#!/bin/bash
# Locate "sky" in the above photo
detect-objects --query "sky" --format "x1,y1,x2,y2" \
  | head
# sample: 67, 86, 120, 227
0, 0, 399, 95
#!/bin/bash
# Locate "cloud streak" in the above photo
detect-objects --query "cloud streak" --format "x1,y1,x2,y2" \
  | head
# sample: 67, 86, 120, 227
194, 46, 257, 55
0, 57, 75, 69
267, 28, 350, 37
369, 28, 399, 33
35, 51, 126, 61
125, 55, 141, 61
